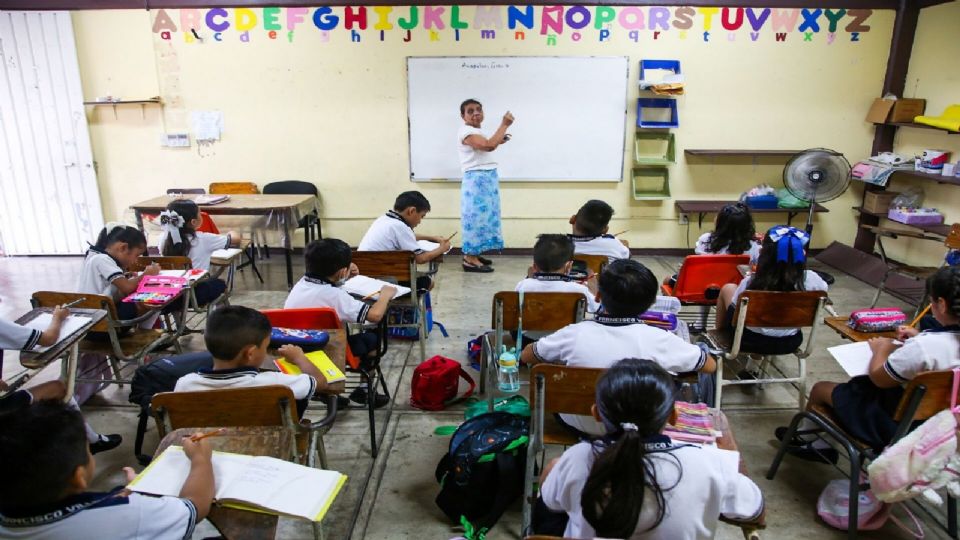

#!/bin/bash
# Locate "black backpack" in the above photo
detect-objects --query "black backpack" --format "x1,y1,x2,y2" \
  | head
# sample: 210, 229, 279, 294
434, 412, 529, 539
128, 352, 213, 465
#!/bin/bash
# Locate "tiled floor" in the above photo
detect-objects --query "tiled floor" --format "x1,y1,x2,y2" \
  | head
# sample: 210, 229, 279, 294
0, 253, 953, 539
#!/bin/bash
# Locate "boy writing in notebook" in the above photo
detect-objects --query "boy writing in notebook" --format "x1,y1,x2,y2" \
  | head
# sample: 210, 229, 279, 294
568, 200, 630, 261
285, 238, 395, 408
0, 400, 213, 539
174, 306, 328, 416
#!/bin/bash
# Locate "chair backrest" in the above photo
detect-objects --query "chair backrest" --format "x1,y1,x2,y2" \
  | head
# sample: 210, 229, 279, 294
260, 307, 342, 331
893, 370, 958, 423
209, 181, 259, 195
350, 250, 416, 283
571, 253, 607, 276
671, 254, 750, 303
134, 256, 192, 271
946, 224, 960, 250
197, 211, 220, 234
32, 291, 117, 332
530, 363, 603, 417
491, 291, 586, 332
151, 385, 299, 436
734, 290, 827, 328
166, 188, 206, 195
263, 180, 318, 196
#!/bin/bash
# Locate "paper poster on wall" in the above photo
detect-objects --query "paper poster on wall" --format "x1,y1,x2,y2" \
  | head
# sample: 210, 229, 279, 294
190, 110, 224, 141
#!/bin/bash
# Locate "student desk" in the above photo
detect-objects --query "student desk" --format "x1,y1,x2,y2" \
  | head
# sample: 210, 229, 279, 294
11, 308, 107, 400
130, 194, 318, 288
824, 316, 898, 342
675, 200, 829, 228
263, 328, 348, 395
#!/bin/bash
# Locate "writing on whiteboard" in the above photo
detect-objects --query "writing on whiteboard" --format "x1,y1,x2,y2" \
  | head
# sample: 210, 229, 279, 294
461, 61, 511, 70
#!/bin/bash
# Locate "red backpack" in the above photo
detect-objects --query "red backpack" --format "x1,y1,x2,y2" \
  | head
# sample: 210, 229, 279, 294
411, 356, 476, 411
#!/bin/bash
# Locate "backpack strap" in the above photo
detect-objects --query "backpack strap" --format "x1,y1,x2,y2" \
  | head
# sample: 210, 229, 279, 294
445, 367, 476, 406
134, 404, 153, 466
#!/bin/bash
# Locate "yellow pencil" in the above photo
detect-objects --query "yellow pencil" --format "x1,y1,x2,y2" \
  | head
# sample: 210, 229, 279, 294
612, 230, 629, 237
909, 304, 932, 328
189, 428, 226, 442
361, 291, 379, 301
445, 231, 458, 241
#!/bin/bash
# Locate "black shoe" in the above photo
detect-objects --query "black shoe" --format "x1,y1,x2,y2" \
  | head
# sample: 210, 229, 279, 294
784, 442, 839, 465
462, 262, 494, 273
335, 395, 351, 410
90, 434, 122, 455
349, 387, 390, 408
477, 255, 493, 265
775, 426, 817, 446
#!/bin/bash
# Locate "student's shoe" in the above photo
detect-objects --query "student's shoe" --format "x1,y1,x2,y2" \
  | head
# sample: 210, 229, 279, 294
349, 387, 391, 408
336, 395, 351, 410
90, 434, 122, 455
775, 426, 814, 446
784, 442, 839, 465
462, 261, 494, 273
477, 255, 493, 265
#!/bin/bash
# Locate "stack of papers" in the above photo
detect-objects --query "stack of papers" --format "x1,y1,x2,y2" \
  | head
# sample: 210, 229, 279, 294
194, 194, 230, 205
341, 275, 410, 299
828, 341, 876, 377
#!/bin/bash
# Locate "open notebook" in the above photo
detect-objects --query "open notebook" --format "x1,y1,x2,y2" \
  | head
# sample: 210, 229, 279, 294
23, 313, 93, 353
416, 240, 453, 255
128, 446, 346, 522
341, 275, 410, 299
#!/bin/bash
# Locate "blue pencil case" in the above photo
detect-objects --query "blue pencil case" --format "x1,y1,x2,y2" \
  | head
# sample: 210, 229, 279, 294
270, 328, 329, 350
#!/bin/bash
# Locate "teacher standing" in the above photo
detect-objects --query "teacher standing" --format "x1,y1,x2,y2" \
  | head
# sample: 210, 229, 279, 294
457, 99, 514, 273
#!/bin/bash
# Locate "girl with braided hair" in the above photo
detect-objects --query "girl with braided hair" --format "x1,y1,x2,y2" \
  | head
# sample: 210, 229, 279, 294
535, 359, 763, 539
778, 266, 960, 461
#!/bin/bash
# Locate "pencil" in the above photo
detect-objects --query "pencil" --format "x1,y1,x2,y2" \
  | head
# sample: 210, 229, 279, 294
612, 230, 629, 237
189, 428, 226, 442
361, 291, 379, 301
445, 231, 458, 241
909, 304, 931, 328
60, 298, 86, 309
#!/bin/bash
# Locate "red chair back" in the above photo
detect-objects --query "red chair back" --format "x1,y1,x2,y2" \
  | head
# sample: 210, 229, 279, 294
662, 254, 750, 304
197, 211, 220, 234
260, 308, 360, 369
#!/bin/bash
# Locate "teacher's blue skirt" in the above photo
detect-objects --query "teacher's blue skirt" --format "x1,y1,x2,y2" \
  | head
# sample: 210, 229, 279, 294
461, 169, 504, 255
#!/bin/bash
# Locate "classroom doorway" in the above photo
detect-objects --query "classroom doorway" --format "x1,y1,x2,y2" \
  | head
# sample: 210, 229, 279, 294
0, 11, 104, 255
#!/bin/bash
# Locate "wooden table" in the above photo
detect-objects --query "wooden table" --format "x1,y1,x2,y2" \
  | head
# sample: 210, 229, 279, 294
130, 194, 318, 288
10, 308, 107, 400
675, 200, 829, 228
154, 426, 291, 540
263, 328, 348, 395
825, 316, 897, 342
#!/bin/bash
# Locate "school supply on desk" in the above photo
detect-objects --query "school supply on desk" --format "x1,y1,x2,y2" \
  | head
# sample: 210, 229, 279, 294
274, 350, 345, 383
22, 313, 93, 353
848, 308, 907, 332
663, 401, 718, 444
123, 275, 188, 305
210, 247, 243, 262
828, 341, 876, 377
158, 268, 208, 281
417, 239, 454, 255
639, 310, 678, 332
910, 305, 932, 328
128, 445, 346, 522
888, 207, 944, 226
194, 194, 230, 205
269, 327, 329, 349
342, 275, 411, 300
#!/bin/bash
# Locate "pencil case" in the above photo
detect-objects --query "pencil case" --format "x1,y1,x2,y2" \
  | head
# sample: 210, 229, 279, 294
847, 308, 907, 332
269, 328, 329, 351
640, 310, 678, 331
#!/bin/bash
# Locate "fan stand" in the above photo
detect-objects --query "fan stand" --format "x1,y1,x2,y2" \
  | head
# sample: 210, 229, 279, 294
802, 171, 836, 285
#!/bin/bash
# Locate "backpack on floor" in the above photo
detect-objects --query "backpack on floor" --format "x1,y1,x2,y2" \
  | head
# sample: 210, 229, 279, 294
127, 352, 213, 465
435, 412, 530, 540
410, 355, 475, 411
387, 292, 449, 340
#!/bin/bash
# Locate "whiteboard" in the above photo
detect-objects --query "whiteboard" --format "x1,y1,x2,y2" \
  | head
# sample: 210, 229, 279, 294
407, 56, 628, 182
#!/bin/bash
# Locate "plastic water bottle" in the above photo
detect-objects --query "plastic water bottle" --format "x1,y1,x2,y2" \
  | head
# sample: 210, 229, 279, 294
498, 348, 521, 393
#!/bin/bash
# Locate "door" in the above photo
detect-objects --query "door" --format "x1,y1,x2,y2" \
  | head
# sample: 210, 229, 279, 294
0, 11, 103, 255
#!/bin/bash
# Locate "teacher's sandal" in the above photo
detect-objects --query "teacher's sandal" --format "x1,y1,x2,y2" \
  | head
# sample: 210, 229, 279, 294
462, 260, 494, 273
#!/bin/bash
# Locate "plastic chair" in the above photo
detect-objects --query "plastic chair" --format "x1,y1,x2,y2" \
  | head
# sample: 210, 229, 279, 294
260, 307, 389, 457
768, 369, 959, 540
704, 290, 828, 409
263, 180, 322, 245
868, 223, 960, 311
661, 254, 750, 331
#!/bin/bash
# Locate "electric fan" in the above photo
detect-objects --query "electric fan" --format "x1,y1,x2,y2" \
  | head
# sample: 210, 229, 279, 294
783, 148, 852, 283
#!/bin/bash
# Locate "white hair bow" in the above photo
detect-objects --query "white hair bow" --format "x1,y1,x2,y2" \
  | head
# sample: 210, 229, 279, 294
158, 210, 185, 244
104, 221, 126, 235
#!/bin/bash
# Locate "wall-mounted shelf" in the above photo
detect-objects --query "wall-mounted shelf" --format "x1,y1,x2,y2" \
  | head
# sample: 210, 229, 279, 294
852, 206, 950, 236
83, 97, 162, 119
873, 122, 959, 135
676, 200, 828, 227
889, 168, 960, 187
632, 167, 671, 200
635, 132, 676, 165
684, 149, 803, 157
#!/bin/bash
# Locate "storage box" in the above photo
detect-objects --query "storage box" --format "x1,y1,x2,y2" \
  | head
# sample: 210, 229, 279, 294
744, 195, 779, 209
863, 191, 899, 213
865, 98, 927, 124
887, 207, 944, 225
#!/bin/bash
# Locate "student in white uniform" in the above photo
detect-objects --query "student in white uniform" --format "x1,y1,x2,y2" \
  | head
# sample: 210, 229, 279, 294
535, 359, 764, 539
0, 401, 212, 540
174, 306, 325, 417
76, 224, 159, 324
515, 234, 599, 313
694, 202, 761, 263
158, 199, 239, 306
568, 200, 630, 261
780, 266, 960, 463
358, 191, 449, 290
521, 259, 717, 437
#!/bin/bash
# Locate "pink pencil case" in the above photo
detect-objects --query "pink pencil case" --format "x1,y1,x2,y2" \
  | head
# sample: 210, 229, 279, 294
848, 308, 907, 332
122, 276, 187, 304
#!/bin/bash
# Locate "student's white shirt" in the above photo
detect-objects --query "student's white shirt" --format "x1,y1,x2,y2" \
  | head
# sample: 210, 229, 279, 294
0, 319, 41, 351
731, 270, 829, 337
358, 211, 423, 253
515, 276, 600, 313
0, 491, 196, 540
76, 249, 125, 302
284, 277, 370, 324
569, 234, 630, 261
158, 231, 230, 271
175, 366, 316, 400
457, 125, 497, 173
541, 440, 763, 540
694, 233, 762, 265
884, 330, 960, 384
532, 321, 706, 435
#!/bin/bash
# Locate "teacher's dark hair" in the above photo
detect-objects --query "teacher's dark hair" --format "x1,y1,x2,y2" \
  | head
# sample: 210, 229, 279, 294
582, 358, 680, 538
460, 99, 481, 116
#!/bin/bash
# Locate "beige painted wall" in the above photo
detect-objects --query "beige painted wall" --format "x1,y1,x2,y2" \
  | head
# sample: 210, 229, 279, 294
72, 7, 895, 249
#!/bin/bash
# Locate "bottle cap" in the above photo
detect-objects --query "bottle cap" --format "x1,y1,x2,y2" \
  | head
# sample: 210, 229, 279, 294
498, 355, 517, 367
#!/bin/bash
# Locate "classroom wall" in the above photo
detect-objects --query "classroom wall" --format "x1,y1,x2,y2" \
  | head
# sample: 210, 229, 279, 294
71, 6, 895, 250
871, 0, 960, 267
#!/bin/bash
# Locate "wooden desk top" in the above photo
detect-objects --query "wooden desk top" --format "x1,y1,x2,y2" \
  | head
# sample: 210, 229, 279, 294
155, 427, 289, 540
16, 308, 107, 369
675, 200, 829, 214
264, 329, 347, 395
825, 316, 898, 342
130, 194, 315, 215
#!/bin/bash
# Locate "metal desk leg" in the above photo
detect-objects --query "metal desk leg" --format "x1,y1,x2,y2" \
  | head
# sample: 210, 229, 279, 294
61, 343, 79, 403
285, 248, 294, 289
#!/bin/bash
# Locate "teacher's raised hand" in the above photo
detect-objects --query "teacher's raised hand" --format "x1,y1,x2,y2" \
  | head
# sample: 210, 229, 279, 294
502, 111, 515, 126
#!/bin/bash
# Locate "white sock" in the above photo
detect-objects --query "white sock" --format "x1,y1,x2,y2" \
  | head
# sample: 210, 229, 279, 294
66, 397, 102, 443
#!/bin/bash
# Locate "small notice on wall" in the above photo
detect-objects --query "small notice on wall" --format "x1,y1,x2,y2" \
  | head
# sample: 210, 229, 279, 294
190, 110, 223, 141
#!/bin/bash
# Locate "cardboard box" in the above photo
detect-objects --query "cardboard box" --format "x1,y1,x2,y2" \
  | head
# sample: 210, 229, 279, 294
866, 98, 927, 124
863, 191, 899, 213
